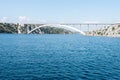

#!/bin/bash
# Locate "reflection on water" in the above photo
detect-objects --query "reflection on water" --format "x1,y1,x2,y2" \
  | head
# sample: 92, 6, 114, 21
0, 34, 120, 80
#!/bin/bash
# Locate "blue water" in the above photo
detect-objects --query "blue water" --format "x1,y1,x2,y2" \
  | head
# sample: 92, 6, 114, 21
0, 34, 120, 80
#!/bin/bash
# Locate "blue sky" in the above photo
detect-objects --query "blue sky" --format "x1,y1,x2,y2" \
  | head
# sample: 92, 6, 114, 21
0, 0, 120, 23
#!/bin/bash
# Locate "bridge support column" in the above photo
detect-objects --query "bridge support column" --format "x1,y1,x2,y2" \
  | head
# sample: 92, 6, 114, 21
26, 26, 29, 34
18, 23, 21, 34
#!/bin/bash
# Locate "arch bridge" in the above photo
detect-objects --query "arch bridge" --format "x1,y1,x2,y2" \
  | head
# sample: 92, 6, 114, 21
17, 23, 120, 35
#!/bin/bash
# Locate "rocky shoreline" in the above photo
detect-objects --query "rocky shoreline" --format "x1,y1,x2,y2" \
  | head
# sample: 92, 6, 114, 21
0, 23, 120, 37
86, 24, 120, 37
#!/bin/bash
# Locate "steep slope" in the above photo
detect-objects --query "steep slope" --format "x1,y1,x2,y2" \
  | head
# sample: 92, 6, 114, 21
87, 25, 120, 37
0, 23, 17, 33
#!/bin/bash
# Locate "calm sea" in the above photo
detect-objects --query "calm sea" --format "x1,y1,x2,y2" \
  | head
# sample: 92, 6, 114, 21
0, 34, 120, 80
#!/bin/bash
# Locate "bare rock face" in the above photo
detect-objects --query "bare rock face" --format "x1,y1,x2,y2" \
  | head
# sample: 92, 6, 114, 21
86, 24, 120, 37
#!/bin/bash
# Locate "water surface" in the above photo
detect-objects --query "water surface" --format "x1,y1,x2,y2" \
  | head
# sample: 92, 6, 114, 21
0, 34, 120, 80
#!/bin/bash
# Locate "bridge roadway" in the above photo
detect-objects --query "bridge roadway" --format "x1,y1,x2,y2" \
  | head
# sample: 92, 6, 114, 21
24, 23, 120, 25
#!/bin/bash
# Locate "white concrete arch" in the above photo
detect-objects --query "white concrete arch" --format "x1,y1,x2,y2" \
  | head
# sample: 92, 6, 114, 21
28, 24, 86, 35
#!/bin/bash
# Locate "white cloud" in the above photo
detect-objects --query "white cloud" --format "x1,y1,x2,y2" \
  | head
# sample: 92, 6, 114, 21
0, 17, 8, 22
18, 16, 30, 22
17, 16, 48, 23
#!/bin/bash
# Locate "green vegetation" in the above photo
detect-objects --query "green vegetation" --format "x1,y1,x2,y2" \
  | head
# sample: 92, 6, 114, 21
33, 26, 73, 34
112, 27, 115, 31
0, 23, 17, 33
87, 24, 120, 37
97, 32, 103, 35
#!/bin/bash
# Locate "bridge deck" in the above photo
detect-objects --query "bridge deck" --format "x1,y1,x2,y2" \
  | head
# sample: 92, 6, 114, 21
24, 23, 120, 25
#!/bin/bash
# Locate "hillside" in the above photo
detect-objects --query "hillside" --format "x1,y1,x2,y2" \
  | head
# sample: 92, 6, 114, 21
29, 26, 73, 34
0, 23, 17, 33
86, 25, 120, 37
0, 23, 73, 34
